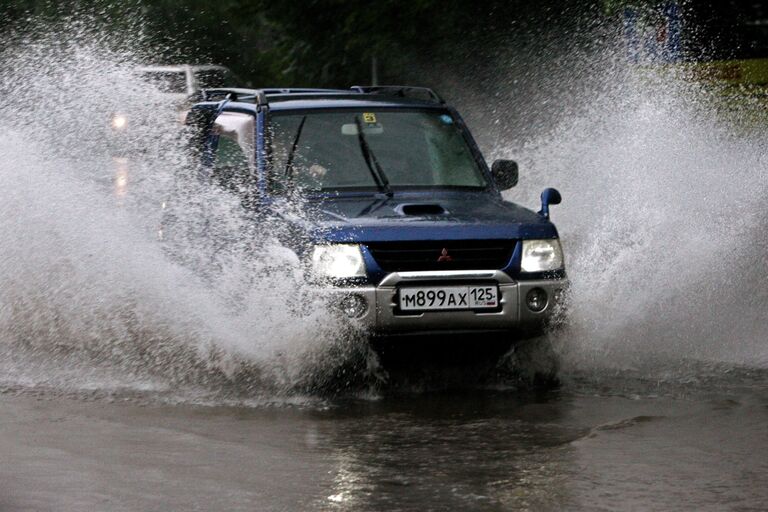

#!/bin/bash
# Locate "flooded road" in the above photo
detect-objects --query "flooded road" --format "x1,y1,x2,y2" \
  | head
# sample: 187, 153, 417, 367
2, 367, 767, 511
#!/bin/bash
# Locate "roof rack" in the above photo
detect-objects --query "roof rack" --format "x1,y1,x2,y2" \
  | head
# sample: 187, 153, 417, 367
193, 88, 265, 103
261, 88, 349, 96
193, 85, 445, 107
350, 85, 444, 104
194, 87, 354, 106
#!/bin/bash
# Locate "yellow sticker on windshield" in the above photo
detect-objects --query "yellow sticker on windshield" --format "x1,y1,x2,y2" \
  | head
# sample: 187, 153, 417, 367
363, 112, 377, 124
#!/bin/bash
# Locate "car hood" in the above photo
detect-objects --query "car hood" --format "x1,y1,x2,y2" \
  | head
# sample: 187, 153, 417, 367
296, 192, 559, 242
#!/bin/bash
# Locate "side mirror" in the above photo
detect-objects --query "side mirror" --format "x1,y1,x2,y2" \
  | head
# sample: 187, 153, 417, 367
491, 159, 519, 190
538, 188, 562, 219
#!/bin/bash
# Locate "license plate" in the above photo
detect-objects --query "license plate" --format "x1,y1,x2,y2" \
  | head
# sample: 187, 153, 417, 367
398, 285, 499, 311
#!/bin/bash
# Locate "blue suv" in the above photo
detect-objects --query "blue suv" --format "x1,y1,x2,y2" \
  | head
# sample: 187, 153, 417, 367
185, 86, 567, 339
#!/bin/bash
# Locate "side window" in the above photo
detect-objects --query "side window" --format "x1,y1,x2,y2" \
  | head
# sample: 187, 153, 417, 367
210, 111, 256, 195
213, 135, 250, 193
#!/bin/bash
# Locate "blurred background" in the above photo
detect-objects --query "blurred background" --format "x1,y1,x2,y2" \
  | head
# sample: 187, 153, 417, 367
1, 0, 767, 88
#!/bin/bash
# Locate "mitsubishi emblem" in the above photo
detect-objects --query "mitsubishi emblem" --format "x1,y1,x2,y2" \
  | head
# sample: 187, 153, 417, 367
437, 248, 453, 262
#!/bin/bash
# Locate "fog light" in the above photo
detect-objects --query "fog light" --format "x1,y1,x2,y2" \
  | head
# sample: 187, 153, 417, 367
339, 294, 367, 318
526, 288, 548, 312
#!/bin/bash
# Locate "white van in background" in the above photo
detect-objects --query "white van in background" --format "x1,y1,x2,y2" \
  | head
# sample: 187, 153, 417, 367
110, 65, 232, 130
139, 64, 231, 99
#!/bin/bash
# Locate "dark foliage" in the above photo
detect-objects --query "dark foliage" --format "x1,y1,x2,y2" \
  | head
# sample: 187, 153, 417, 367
0, 0, 603, 86
1, 1, 766, 85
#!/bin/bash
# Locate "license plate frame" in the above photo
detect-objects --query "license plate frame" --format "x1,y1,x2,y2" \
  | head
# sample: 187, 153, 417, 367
398, 285, 500, 312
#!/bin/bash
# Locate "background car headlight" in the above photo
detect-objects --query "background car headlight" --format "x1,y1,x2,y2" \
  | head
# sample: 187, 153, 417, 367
311, 244, 366, 279
521, 239, 564, 272
111, 114, 128, 130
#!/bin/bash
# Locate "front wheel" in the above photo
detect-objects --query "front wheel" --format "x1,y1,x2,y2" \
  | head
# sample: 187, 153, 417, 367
497, 334, 561, 389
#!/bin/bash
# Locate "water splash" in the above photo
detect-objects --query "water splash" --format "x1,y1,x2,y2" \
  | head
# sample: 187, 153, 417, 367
430, 18, 768, 380
0, 15, 373, 403
3, 13, 767, 401
507, 61, 768, 375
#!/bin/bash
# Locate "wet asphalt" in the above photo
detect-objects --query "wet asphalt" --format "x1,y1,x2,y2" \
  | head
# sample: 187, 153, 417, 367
1, 368, 766, 512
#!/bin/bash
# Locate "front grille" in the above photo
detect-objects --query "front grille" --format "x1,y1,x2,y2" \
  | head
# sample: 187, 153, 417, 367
366, 240, 517, 272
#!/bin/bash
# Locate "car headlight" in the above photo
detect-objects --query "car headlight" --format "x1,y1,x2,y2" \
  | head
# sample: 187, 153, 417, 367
111, 114, 128, 130
311, 244, 366, 279
521, 239, 564, 272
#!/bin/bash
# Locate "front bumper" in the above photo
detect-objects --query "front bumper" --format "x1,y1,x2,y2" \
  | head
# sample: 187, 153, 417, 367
328, 270, 568, 336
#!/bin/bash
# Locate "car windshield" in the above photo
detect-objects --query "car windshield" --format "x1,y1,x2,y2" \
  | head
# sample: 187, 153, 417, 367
268, 109, 488, 193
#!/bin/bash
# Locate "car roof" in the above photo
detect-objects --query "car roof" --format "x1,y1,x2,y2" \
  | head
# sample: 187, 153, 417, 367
196, 86, 447, 114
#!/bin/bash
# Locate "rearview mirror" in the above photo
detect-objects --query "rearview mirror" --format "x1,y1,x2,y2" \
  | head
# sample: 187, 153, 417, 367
491, 159, 519, 190
341, 123, 384, 135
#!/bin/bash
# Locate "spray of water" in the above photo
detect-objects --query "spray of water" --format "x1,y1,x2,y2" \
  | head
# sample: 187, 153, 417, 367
0, 16, 375, 403
502, 54, 768, 378
420, 16, 768, 383
2, 12, 767, 401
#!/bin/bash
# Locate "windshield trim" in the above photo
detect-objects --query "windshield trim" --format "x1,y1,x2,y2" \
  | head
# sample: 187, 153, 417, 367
304, 184, 492, 198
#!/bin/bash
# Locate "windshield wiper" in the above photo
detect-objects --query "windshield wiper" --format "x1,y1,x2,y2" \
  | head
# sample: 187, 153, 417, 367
354, 117, 393, 197
284, 115, 308, 178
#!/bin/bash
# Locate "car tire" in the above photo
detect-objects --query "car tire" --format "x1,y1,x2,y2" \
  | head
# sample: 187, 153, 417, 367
498, 334, 561, 389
